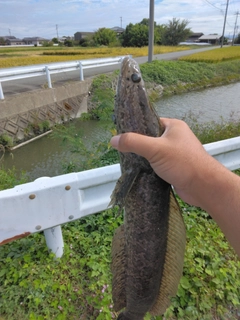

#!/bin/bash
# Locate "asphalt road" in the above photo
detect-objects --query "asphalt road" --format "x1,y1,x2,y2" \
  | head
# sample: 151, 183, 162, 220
1, 46, 219, 97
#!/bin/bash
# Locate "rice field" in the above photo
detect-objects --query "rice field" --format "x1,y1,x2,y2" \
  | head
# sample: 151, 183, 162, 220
0, 45, 191, 68
179, 46, 240, 63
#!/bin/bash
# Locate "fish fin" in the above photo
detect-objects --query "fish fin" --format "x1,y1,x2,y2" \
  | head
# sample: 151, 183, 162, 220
111, 224, 126, 312
109, 168, 141, 211
150, 189, 186, 316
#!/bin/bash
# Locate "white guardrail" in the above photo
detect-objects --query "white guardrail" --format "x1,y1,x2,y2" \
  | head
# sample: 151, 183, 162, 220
1, 136, 240, 258
0, 56, 126, 100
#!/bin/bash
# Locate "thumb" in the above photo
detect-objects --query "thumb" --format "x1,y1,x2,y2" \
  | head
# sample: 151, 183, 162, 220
110, 132, 160, 162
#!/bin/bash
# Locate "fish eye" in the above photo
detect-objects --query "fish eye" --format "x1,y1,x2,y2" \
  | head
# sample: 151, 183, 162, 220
131, 73, 141, 83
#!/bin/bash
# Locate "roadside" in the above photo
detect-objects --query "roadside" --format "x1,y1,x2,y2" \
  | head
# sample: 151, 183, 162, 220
0, 46, 220, 98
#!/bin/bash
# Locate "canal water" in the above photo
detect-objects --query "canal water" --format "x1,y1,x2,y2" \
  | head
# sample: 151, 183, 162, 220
2, 82, 240, 181
155, 82, 240, 123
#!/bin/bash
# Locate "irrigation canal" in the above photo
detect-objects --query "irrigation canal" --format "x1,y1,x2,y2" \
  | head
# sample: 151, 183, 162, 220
2, 82, 240, 181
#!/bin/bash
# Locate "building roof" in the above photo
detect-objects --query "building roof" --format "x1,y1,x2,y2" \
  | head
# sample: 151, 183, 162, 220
22, 37, 47, 41
111, 26, 125, 33
6, 38, 23, 42
1, 36, 17, 40
199, 34, 221, 40
189, 33, 204, 37
74, 32, 94, 35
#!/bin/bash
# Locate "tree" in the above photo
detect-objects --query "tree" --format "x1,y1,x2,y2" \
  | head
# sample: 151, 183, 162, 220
234, 33, 240, 44
52, 37, 59, 44
64, 38, 74, 47
121, 19, 166, 47
155, 24, 166, 45
93, 28, 117, 46
162, 18, 191, 45
121, 22, 149, 47
139, 18, 156, 27
0, 37, 6, 45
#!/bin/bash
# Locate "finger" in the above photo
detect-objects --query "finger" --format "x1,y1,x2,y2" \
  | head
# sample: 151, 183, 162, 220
110, 132, 160, 161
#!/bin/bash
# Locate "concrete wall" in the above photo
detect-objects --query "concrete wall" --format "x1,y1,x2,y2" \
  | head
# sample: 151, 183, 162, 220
0, 79, 92, 142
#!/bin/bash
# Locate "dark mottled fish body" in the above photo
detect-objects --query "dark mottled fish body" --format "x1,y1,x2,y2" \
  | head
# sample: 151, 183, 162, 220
110, 57, 186, 319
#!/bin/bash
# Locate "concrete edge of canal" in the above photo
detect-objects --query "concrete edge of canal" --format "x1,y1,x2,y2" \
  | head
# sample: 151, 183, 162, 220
0, 78, 92, 143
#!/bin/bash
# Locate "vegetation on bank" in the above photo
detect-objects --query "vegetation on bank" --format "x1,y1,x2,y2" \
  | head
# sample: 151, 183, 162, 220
140, 58, 240, 95
0, 53, 240, 319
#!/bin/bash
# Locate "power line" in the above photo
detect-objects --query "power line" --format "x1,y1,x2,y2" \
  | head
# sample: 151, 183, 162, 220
202, 0, 223, 12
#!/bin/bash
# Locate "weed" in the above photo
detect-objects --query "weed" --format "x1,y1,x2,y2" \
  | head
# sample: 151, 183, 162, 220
0, 134, 13, 148
0, 166, 27, 191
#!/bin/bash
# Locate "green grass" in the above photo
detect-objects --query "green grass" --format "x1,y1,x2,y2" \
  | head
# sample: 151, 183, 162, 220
140, 59, 240, 95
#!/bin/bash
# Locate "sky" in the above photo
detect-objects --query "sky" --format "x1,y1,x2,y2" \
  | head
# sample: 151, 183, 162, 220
0, 0, 239, 39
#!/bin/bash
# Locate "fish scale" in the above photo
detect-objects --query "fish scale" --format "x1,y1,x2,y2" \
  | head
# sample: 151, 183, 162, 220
110, 56, 186, 319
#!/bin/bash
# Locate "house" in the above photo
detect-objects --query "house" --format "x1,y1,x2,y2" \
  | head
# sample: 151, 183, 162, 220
22, 37, 47, 46
186, 33, 204, 42
58, 36, 73, 43
110, 26, 125, 35
0, 36, 48, 46
198, 34, 222, 45
2, 36, 25, 45
74, 32, 94, 41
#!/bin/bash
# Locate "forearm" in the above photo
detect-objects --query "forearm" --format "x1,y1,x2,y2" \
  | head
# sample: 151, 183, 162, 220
190, 154, 240, 256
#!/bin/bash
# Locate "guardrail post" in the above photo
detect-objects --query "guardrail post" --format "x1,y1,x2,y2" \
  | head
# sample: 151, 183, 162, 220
44, 226, 64, 258
45, 66, 52, 88
0, 82, 4, 100
79, 61, 84, 81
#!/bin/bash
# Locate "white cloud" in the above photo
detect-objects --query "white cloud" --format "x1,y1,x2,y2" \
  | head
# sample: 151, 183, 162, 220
0, 0, 237, 39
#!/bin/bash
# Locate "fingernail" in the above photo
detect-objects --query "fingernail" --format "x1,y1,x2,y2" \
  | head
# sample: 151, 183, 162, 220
110, 135, 120, 149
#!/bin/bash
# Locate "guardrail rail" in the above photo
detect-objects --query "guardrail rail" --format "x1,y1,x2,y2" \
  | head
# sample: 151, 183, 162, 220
0, 56, 127, 99
1, 136, 240, 257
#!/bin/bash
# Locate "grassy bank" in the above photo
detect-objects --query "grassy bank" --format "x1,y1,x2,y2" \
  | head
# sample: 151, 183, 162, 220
140, 59, 240, 96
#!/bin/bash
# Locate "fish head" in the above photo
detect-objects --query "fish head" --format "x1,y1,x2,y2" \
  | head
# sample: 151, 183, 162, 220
115, 56, 162, 137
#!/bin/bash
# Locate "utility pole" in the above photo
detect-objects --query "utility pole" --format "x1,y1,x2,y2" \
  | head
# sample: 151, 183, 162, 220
148, 0, 154, 62
232, 11, 239, 46
221, 0, 229, 48
8, 29, 11, 36
56, 24, 59, 40
120, 17, 122, 28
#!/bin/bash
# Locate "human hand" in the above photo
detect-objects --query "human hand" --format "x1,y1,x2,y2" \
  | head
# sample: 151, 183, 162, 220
110, 118, 210, 206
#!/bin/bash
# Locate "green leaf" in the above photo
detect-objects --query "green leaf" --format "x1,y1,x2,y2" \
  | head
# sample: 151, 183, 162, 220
180, 276, 191, 289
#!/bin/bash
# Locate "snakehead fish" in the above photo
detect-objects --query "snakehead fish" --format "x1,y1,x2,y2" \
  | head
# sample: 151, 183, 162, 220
110, 56, 186, 320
